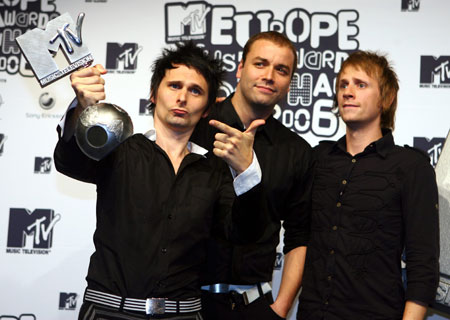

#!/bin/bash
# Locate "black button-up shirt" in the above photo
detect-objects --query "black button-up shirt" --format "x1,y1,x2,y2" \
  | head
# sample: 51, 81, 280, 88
191, 95, 313, 284
54, 134, 263, 300
298, 131, 440, 320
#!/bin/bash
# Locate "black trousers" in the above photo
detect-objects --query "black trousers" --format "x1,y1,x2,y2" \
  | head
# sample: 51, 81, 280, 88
201, 290, 285, 320
79, 302, 203, 320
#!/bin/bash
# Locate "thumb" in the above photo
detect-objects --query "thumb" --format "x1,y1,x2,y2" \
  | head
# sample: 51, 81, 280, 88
94, 64, 107, 75
245, 119, 265, 137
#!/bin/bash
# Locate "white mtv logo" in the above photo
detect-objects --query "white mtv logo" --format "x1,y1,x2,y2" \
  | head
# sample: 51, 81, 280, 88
166, 2, 211, 36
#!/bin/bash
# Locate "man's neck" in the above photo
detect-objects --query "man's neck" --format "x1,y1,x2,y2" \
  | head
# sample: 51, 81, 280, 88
231, 88, 274, 128
345, 124, 383, 156
154, 120, 192, 173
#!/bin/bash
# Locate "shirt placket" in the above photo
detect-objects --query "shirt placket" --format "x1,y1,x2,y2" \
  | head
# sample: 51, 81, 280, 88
324, 155, 358, 309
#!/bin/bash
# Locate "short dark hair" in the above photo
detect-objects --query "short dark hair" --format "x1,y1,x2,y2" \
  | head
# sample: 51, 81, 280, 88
334, 51, 399, 130
242, 31, 297, 78
149, 41, 225, 109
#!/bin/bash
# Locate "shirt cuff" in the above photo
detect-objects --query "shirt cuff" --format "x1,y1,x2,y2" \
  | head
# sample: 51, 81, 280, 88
230, 150, 262, 196
58, 98, 78, 137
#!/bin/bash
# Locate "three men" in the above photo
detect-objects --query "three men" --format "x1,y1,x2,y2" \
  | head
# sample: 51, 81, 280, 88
192, 31, 313, 319
54, 42, 265, 319
297, 51, 440, 320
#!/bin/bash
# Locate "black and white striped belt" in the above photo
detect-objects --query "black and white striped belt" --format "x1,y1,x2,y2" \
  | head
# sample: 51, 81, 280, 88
84, 288, 202, 315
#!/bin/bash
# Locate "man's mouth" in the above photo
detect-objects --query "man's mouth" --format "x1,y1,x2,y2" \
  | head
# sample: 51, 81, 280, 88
172, 109, 188, 116
255, 85, 276, 93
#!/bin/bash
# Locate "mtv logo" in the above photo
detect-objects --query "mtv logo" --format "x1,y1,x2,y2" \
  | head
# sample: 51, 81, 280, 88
59, 292, 78, 310
413, 137, 446, 167
420, 56, 450, 85
105, 43, 142, 70
7, 208, 61, 249
165, 1, 211, 41
139, 99, 151, 116
288, 73, 313, 107
15, 12, 93, 87
0, 315, 36, 320
34, 157, 52, 174
401, 0, 420, 11
0, 134, 6, 155
274, 252, 283, 270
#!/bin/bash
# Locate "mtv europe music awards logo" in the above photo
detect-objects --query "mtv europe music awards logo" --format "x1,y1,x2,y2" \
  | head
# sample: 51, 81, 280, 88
59, 292, 78, 310
165, 2, 360, 137
0, 0, 60, 78
106, 43, 143, 74
0, 315, 36, 320
0, 134, 6, 156
6, 208, 61, 255
420, 56, 450, 88
413, 137, 446, 167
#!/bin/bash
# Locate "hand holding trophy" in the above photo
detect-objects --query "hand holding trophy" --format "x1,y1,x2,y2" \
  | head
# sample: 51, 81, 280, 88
15, 12, 133, 161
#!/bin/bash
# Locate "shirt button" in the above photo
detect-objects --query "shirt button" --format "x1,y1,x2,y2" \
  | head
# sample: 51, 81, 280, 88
330, 249, 335, 255
352, 159, 356, 163
161, 248, 167, 253
336, 202, 342, 207
332, 225, 338, 231
342, 180, 347, 185
327, 275, 332, 281
168, 214, 172, 219
324, 301, 329, 305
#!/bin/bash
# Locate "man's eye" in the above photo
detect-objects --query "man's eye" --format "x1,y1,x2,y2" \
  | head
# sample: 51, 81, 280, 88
340, 83, 348, 89
191, 88, 200, 95
169, 83, 180, 89
277, 67, 289, 75
358, 83, 366, 88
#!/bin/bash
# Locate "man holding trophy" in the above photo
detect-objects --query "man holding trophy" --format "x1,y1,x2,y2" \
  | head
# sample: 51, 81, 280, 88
54, 42, 267, 319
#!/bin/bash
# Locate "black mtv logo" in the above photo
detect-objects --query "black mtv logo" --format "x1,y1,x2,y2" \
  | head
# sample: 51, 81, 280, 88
106, 43, 142, 70
7, 208, 61, 249
274, 252, 283, 270
401, 0, 420, 11
413, 137, 445, 167
288, 73, 313, 107
139, 99, 152, 116
165, 1, 211, 42
34, 157, 52, 174
0, 315, 36, 320
0, 134, 6, 155
59, 292, 78, 310
420, 56, 450, 85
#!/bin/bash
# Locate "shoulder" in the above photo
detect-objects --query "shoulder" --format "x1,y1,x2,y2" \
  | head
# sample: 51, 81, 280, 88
393, 144, 431, 166
270, 117, 311, 149
313, 140, 335, 155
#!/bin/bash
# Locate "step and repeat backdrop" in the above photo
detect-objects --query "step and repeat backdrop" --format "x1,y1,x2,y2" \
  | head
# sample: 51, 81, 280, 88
0, 0, 449, 319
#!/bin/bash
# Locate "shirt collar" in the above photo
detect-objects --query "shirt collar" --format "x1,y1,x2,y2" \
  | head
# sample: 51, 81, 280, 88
143, 111, 208, 157
332, 129, 395, 158
220, 94, 276, 145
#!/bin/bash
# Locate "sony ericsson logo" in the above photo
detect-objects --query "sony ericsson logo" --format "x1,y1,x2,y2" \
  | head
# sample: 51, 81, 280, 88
105, 42, 143, 74
165, 1, 211, 42
420, 56, 450, 88
401, 0, 420, 12
34, 157, 52, 174
413, 137, 446, 168
6, 208, 61, 255
39, 92, 56, 110
436, 274, 450, 308
59, 292, 78, 310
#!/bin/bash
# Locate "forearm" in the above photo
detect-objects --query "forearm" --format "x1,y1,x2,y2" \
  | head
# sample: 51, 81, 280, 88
271, 246, 307, 318
402, 300, 427, 320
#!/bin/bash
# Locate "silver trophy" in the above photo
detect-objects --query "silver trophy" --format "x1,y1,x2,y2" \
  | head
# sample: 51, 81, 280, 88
16, 13, 133, 160
75, 103, 133, 161
15, 12, 94, 87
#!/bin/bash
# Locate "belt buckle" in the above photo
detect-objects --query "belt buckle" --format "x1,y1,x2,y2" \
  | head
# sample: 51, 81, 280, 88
146, 298, 166, 315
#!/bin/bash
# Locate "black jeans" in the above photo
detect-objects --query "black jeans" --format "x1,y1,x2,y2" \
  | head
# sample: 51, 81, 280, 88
201, 290, 285, 320
79, 302, 204, 320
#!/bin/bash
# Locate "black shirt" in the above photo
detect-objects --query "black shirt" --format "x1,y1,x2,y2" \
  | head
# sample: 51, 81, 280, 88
298, 131, 440, 320
191, 95, 313, 284
54, 133, 263, 300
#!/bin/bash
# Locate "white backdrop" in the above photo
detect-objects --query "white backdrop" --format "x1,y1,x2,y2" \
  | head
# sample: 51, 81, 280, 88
0, 1, 449, 319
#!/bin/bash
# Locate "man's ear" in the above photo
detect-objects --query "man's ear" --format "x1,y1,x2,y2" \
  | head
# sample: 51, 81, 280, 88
150, 91, 156, 105
236, 60, 244, 80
